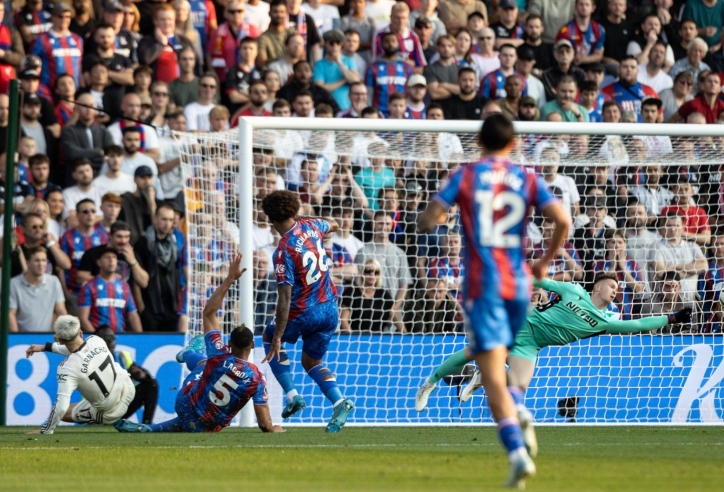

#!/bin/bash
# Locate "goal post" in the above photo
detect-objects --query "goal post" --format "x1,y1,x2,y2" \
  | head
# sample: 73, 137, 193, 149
175, 118, 724, 426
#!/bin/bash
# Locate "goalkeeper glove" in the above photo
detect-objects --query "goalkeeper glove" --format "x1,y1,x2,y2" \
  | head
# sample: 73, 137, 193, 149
667, 307, 692, 325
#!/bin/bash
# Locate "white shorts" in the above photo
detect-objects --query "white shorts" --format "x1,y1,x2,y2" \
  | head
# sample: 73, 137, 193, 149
71, 376, 136, 425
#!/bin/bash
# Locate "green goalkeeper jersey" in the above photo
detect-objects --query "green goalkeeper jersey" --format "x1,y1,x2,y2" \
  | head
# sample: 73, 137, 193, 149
528, 278, 669, 348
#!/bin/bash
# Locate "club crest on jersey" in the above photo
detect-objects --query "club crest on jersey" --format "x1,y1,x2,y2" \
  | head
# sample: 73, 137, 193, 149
215, 340, 224, 350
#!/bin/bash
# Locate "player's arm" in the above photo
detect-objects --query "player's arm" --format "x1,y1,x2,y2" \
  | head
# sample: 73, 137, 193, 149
417, 200, 447, 233
262, 284, 292, 363
296, 216, 339, 235
203, 252, 246, 334
604, 308, 692, 334
531, 199, 569, 280
33, 371, 78, 435
254, 404, 284, 433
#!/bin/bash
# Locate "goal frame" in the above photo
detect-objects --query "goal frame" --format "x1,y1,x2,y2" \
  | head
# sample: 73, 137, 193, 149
234, 118, 724, 427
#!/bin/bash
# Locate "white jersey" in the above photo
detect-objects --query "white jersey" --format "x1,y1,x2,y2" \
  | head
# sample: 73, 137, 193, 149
42, 335, 131, 434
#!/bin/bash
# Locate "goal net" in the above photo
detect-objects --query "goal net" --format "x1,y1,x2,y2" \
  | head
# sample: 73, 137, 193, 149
175, 119, 724, 425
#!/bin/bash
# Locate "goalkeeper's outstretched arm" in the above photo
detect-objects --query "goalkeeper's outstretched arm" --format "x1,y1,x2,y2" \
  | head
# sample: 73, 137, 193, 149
202, 252, 247, 334
604, 308, 693, 334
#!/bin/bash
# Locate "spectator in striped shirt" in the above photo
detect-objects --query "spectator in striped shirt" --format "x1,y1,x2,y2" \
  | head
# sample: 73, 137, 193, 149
78, 245, 142, 333
371, 2, 426, 74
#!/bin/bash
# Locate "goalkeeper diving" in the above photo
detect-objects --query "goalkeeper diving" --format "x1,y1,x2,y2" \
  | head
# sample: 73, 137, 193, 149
415, 272, 692, 453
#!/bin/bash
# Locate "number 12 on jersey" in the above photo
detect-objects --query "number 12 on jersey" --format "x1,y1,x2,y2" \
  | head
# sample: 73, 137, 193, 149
475, 190, 526, 248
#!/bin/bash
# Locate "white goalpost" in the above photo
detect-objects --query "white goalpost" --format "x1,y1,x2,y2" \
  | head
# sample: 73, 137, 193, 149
175, 118, 724, 426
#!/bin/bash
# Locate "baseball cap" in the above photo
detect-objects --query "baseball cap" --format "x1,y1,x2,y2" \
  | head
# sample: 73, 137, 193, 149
405, 181, 423, 195
323, 29, 345, 43
96, 245, 119, 258
407, 74, 427, 87
517, 45, 535, 61
105, 1, 126, 13
555, 39, 573, 50
19, 68, 40, 79
21, 55, 41, 70
51, 2, 71, 15
499, 0, 518, 9
134, 165, 154, 177
520, 96, 537, 107
23, 93, 41, 105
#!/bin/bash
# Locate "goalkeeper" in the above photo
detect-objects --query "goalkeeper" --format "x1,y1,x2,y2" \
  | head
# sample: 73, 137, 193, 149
416, 272, 692, 452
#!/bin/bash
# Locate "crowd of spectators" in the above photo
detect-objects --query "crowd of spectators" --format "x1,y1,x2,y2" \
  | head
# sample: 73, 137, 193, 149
2, 0, 724, 335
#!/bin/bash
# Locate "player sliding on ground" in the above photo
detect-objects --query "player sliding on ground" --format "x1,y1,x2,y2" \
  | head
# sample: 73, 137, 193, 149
417, 114, 570, 489
416, 273, 693, 437
261, 190, 354, 433
25, 315, 138, 434
115, 252, 283, 433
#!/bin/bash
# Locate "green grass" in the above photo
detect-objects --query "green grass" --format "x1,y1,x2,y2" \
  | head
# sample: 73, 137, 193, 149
0, 426, 722, 491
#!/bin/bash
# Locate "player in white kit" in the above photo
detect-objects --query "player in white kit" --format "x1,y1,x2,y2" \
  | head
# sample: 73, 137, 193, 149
25, 315, 137, 434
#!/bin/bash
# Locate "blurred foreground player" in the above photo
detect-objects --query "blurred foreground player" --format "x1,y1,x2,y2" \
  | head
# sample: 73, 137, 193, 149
25, 315, 137, 434
96, 326, 159, 425
416, 273, 692, 445
115, 253, 283, 433
261, 190, 354, 433
417, 114, 569, 489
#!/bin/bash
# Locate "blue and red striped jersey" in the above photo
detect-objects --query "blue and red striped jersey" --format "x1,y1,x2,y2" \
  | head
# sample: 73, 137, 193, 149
601, 81, 658, 120
479, 69, 527, 100
14, 5, 52, 43
592, 258, 643, 320
556, 20, 606, 56
404, 103, 426, 119
699, 261, 724, 317
190, 238, 232, 273
55, 101, 73, 127
273, 218, 338, 320
371, 27, 426, 68
365, 60, 413, 116
60, 227, 108, 293
189, 0, 216, 53
434, 157, 557, 301
31, 30, 83, 89
186, 330, 268, 429
78, 276, 137, 332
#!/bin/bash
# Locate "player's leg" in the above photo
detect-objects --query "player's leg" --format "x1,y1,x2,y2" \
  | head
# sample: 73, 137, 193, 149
467, 297, 534, 488
416, 348, 472, 411
301, 302, 354, 433
175, 333, 206, 365
263, 318, 305, 418
123, 377, 160, 424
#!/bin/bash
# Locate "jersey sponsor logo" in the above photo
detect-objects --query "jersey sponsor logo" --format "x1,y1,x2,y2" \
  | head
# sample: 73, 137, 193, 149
52, 47, 82, 57
565, 301, 599, 328
95, 298, 127, 308
672, 344, 724, 423
375, 75, 408, 85
57, 373, 68, 382
28, 23, 51, 34
72, 251, 85, 260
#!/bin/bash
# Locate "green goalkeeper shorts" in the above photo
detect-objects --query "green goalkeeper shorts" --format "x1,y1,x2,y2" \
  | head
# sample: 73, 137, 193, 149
509, 321, 542, 362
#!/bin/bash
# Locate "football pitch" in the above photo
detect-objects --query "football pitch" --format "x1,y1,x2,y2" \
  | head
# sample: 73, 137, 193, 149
1, 426, 722, 491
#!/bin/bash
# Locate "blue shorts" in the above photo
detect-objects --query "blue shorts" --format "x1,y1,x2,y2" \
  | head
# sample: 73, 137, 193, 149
464, 296, 530, 355
172, 363, 222, 433
264, 301, 338, 360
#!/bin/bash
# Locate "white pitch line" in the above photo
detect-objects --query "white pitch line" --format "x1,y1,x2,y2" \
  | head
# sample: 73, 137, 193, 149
1, 442, 723, 451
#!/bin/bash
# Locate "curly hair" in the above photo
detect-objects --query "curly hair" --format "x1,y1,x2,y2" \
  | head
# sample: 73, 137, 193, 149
261, 190, 301, 223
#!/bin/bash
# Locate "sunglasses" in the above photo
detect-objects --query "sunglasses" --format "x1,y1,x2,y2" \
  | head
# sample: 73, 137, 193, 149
80, 209, 96, 214
327, 40, 342, 45
678, 80, 693, 86
364, 268, 380, 274
228, 9, 244, 14
201, 83, 217, 89
153, 91, 169, 97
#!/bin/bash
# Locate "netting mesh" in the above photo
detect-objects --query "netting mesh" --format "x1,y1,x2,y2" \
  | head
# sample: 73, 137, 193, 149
175, 125, 724, 424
